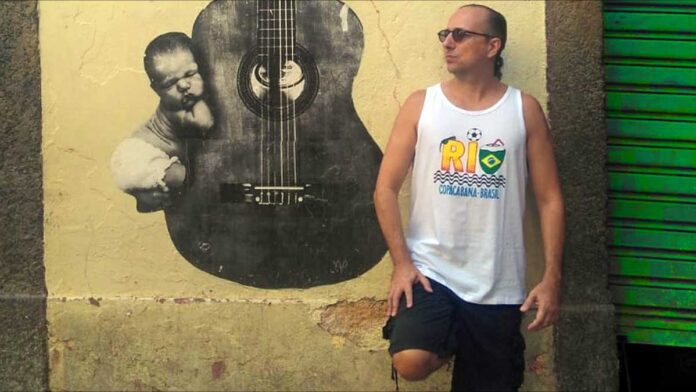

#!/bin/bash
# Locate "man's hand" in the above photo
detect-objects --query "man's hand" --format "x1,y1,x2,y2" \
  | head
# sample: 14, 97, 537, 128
520, 277, 561, 331
387, 262, 433, 317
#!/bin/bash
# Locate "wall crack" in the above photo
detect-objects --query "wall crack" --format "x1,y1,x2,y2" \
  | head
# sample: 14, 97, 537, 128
370, 1, 401, 108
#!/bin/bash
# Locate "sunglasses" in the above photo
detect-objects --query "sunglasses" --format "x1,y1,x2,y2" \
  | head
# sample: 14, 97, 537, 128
437, 28, 493, 43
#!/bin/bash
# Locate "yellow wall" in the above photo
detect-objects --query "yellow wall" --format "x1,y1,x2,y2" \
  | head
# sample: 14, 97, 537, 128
41, 1, 552, 390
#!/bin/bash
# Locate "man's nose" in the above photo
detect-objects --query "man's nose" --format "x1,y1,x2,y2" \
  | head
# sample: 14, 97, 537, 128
442, 33, 456, 49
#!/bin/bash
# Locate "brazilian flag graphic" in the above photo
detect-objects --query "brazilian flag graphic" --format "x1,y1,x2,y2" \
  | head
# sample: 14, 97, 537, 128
479, 139, 506, 174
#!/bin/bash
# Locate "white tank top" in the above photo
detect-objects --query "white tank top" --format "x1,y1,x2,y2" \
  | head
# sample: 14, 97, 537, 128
406, 83, 528, 304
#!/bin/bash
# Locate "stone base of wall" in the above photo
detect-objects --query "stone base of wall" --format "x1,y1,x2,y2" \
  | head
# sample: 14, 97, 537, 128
0, 1, 47, 390
47, 298, 555, 391
546, 1, 620, 390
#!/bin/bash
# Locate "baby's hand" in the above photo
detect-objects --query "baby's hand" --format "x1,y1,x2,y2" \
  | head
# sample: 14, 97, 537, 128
164, 100, 214, 137
130, 188, 172, 213
188, 99, 214, 133
163, 161, 186, 189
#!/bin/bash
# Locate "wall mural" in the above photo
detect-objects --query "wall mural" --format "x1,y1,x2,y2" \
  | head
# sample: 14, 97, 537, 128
111, 0, 386, 288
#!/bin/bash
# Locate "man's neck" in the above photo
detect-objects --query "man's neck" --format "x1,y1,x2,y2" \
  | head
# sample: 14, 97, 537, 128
442, 74, 506, 111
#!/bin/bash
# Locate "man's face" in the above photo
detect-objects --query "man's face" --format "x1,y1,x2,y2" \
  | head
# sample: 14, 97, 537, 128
150, 49, 204, 111
442, 7, 498, 75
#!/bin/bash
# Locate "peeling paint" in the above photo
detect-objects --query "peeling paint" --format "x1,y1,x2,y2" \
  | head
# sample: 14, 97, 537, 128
211, 360, 225, 380
318, 298, 387, 350
50, 348, 61, 370
529, 353, 548, 376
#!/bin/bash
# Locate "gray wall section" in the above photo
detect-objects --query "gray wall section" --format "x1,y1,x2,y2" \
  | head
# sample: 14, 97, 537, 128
546, 1, 620, 391
0, 1, 48, 390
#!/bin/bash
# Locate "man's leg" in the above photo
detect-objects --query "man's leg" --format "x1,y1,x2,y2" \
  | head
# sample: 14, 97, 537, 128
392, 349, 448, 381
384, 279, 458, 381
451, 301, 525, 391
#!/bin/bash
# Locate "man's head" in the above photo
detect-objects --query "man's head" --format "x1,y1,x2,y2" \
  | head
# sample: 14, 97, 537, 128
144, 32, 204, 110
440, 4, 507, 79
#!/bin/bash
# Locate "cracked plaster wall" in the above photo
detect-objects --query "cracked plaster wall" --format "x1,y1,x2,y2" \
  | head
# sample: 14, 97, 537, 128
40, 1, 551, 390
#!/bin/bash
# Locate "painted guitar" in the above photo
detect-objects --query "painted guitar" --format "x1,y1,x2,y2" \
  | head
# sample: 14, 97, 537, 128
165, 0, 387, 288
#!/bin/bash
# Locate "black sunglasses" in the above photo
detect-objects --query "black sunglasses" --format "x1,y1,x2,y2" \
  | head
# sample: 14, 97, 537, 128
437, 28, 493, 43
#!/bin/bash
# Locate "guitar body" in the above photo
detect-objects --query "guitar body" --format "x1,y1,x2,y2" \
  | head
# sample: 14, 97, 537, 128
164, 0, 387, 288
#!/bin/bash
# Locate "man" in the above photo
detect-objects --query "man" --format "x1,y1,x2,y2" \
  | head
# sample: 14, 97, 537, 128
374, 4, 564, 391
111, 32, 214, 212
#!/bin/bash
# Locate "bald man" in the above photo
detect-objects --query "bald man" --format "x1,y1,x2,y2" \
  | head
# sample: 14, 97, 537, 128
375, 4, 564, 391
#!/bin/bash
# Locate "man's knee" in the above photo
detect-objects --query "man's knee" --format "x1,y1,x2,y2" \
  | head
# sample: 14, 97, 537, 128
392, 349, 442, 381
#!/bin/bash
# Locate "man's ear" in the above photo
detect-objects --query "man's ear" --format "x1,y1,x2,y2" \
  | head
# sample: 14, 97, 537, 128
487, 37, 502, 59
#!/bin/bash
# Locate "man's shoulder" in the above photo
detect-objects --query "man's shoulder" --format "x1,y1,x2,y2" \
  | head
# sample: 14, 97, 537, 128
511, 88, 541, 108
402, 88, 430, 112
506, 87, 544, 120
405, 81, 445, 103
395, 89, 429, 128
518, 91, 544, 116
406, 88, 427, 103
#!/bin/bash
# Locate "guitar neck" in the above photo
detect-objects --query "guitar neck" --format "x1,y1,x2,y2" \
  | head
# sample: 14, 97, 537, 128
257, 0, 297, 61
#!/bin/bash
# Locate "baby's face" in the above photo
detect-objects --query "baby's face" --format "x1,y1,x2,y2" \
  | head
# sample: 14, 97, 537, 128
151, 49, 204, 111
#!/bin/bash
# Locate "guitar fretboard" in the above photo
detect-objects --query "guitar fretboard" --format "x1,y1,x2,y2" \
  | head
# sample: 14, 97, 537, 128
257, 0, 297, 60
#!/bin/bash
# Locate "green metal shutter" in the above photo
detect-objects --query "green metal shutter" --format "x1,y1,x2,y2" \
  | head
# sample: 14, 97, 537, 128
604, 0, 696, 347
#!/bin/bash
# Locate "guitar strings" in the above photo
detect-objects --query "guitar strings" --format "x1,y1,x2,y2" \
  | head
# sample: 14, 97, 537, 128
282, 0, 290, 196
291, 0, 298, 194
278, 0, 284, 202
271, 0, 276, 202
258, 0, 267, 196
287, 0, 298, 203
283, 0, 298, 204
256, 0, 261, 189
257, 0, 299, 204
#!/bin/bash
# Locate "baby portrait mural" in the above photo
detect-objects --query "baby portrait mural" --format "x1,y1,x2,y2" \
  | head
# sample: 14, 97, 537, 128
111, 32, 215, 213
111, 0, 386, 288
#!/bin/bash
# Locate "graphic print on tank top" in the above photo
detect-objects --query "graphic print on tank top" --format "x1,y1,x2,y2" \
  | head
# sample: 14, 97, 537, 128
434, 128, 507, 200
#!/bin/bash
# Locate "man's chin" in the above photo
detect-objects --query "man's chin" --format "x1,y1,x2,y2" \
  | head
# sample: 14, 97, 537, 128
446, 63, 460, 73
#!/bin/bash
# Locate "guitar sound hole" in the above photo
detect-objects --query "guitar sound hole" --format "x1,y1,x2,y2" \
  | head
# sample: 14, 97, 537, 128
237, 45, 319, 121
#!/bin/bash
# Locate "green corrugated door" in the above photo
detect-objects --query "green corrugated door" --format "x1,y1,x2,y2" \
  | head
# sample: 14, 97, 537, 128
604, 0, 696, 347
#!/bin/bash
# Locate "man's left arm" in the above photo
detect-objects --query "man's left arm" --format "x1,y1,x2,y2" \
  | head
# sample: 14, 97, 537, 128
519, 93, 565, 331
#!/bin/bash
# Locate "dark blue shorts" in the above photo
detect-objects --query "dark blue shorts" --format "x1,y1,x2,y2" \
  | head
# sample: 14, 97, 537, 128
383, 278, 525, 391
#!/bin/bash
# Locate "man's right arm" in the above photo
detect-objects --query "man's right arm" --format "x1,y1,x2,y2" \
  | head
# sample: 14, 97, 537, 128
374, 90, 432, 317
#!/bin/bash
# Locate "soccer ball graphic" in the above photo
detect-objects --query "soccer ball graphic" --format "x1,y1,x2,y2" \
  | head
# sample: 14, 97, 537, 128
466, 128, 482, 141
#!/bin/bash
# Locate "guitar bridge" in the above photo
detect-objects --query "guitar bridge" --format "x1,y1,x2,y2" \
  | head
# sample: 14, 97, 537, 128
220, 183, 322, 206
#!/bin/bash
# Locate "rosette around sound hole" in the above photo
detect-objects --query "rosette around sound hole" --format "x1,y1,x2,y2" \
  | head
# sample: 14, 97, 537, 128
237, 45, 319, 122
